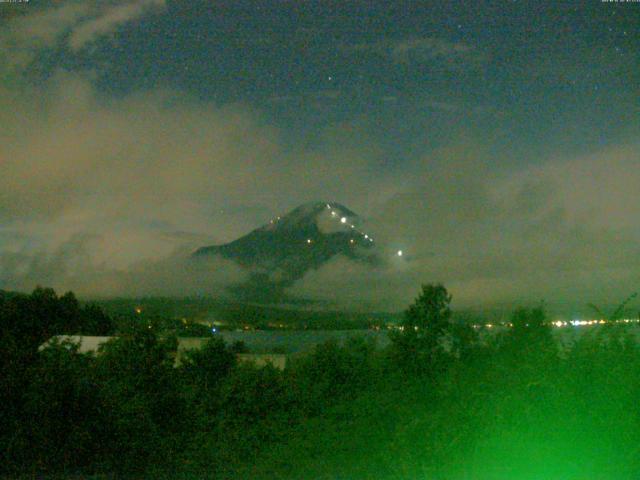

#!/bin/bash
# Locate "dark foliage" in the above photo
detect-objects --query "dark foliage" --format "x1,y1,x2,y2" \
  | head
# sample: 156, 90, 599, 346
2, 285, 640, 479
389, 284, 461, 375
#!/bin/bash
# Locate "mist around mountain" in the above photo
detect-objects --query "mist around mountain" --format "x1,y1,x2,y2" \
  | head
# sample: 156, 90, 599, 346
193, 202, 380, 301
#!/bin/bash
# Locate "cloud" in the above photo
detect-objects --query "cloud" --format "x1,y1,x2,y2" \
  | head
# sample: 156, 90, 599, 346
0, 0, 165, 75
0, 68, 403, 278
1, 59, 638, 310
343, 36, 487, 70
2, 63, 638, 310
287, 255, 420, 312
0, 2, 90, 73
0, 236, 248, 298
390, 37, 478, 65
0, 2, 638, 311
287, 142, 640, 313
68, 0, 165, 51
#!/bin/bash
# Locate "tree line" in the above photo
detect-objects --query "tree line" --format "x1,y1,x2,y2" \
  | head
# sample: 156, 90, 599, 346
1, 285, 640, 479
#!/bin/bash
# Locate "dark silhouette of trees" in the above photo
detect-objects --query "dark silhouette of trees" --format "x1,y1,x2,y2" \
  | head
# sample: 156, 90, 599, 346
79, 303, 114, 335
0, 287, 114, 354
17, 340, 100, 474
181, 336, 237, 394
588, 292, 638, 322
3, 284, 640, 478
499, 305, 556, 360
0, 287, 114, 475
90, 329, 186, 473
291, 336, 379, 415
390, 283, 454, 375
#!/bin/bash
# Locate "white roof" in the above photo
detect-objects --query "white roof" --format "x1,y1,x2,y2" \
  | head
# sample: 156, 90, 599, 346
39, 335, 113, 353
39, 335, 287, 369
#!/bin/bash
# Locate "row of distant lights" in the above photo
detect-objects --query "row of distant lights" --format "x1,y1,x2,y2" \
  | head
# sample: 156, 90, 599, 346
326, 203, 376, 245
326, 204, 402, 256
555, 318, 640, 327
390, 319, 640, 332
270, 204, 403, 257
301, 204, 378, 248
135, 307, 639, 331
468, 318, 640, 329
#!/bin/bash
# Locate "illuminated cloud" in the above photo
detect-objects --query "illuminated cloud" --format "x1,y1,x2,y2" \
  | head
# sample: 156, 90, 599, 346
0, 237, 247, 298
286, 142, 640, 311
0, 0, 638, 313
68, 0, 166, 51
0, 2, 90, 72
0, 0, 166, 75
343, 36, 487, 69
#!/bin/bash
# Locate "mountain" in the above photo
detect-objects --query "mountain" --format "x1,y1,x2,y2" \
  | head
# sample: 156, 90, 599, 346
193, 202, 378, 299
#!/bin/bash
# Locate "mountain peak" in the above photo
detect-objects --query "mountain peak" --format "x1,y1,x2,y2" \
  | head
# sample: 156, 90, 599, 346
193, 202, 378, 297
258, 202, 359, 234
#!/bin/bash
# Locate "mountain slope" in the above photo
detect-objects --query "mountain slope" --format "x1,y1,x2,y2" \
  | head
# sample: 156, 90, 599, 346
193, 202, 378, 296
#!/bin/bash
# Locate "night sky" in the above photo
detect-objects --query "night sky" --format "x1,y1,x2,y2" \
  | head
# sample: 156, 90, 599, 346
1, 0, 639, 312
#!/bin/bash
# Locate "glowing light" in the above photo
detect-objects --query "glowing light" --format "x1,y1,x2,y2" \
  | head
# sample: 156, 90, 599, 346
211, 327, 217, 333
340, 217, 347, 223
307, 238, 312, 244
571, 320, 590, 327
397, 250, 403, 256
326, 204, 331, 209
350, 239, 355, 244
135, 307, 142, 314
364, 234, 368, 239
331, 211, 337, 216
351, 225, 355, 229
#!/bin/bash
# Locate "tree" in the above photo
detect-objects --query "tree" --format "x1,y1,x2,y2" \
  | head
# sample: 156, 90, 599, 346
180, 337, 237, 394
495, 305, 558, 387
404, 284, 452, 334
390, 284, 453, 375
79, 304, 114, 335
507, 305, 554, 352
290, 337, 378, 414
17, 340, 100, 473
588, 292, 638, 323
230, 339, 249, 353
91, 329, 186, 473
